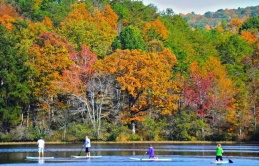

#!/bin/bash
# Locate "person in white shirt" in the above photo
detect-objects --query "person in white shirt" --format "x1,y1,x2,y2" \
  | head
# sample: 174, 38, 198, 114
83, 136, 91, 158
37, 137, 45, 158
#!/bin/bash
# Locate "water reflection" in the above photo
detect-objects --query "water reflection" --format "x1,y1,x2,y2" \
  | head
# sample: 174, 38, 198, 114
38, 159, 44, 164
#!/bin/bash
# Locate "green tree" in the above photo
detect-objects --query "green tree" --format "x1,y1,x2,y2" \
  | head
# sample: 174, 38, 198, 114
111, 0, 158, 29
172, 109, 208, 141
111, 25, 146, 51
239, 16, 259, 33
141, 116, 168, 141
161, 15, 193, 76
15, 0, 76, 26
217, 34, 253, 72
14, 0, 35, 18
216, 34, 254, 140
0, 24, 31, 132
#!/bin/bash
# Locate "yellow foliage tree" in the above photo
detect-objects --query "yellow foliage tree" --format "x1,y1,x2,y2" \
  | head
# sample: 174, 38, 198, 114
58, 3, 118, 58
229, 18, 243, 33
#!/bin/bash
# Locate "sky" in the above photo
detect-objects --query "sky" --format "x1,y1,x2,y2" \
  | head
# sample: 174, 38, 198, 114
141, 0, 259, 14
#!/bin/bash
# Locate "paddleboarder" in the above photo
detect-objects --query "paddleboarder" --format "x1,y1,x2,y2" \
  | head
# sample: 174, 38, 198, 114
37, 137, 45, 158
146, 144, 155, 159
215, 144, 224, 162
83, 136, 91, 158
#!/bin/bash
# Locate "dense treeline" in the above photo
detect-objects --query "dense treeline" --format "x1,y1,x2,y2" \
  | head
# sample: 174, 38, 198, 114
182, 5, 259, 28
0, 0, 258, 142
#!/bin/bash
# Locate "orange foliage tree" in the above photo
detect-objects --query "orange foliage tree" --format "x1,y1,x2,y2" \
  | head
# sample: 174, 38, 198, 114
0, 4, 18, 30
0, 3, 18, 17
28, 32, 75, 125
143, 19, 169, 42
95, 48, 180, 123
29, 32, 74, 97
241, 31, 258, 44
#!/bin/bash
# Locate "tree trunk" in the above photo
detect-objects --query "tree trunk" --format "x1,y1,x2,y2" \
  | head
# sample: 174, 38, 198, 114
132, 122, 135, 134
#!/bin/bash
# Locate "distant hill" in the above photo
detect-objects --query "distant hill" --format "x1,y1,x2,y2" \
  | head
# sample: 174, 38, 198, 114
180, 5, 259, 28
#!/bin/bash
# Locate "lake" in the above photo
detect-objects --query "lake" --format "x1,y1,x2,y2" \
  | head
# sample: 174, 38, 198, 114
0, 143, 259, 166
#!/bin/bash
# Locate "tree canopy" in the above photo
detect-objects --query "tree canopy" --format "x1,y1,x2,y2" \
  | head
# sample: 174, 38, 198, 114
0, 0, 258, 142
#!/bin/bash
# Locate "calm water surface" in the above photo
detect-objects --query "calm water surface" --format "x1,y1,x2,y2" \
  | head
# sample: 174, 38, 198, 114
0, 143, 259, 166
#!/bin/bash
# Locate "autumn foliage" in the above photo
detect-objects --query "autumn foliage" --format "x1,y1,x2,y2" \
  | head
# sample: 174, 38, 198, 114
95, 48, 179, 121
0, 0, 258, 142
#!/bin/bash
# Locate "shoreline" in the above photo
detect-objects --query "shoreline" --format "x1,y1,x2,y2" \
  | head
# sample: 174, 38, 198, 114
1, 141, 258, 145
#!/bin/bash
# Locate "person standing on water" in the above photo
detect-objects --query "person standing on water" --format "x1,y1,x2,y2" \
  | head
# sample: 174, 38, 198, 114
37, 137, 45, 158
216, 144, 224, 162
146, 144, 155, 159
83, 136, 91, 158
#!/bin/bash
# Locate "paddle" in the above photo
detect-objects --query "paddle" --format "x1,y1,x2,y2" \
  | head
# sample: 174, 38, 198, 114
45, 149, 58, 156
228, 159, 234, 163
225, 154, 233, 163
140, 152, 147, 160
78, 146, 83, 156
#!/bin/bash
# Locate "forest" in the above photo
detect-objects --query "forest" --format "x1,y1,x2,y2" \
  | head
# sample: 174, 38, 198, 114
0, 0, 259, 142
182, 5, 259, 28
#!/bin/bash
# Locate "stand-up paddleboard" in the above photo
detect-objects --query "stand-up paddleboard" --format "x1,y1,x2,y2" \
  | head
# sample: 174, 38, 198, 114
130, 157, 172, 161
71, 155, 102, 159
26, 156, 54, 160
211, 161, 229, 164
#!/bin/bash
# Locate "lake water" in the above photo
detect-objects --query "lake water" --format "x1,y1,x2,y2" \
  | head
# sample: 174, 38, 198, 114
0, 143, 259, 166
